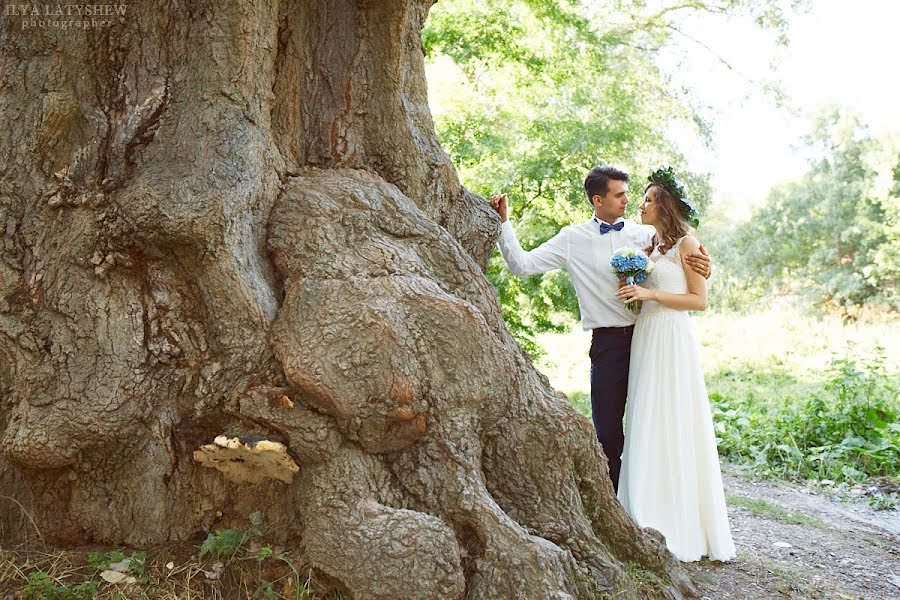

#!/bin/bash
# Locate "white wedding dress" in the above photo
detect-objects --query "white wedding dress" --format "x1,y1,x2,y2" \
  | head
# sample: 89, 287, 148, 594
617, 237, 736, 562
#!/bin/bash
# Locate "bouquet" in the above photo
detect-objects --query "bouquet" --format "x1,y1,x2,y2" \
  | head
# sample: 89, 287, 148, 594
610, 247, 654, 313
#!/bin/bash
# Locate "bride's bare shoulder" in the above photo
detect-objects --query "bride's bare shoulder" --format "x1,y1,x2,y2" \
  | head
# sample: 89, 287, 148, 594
678, 235, 701, 254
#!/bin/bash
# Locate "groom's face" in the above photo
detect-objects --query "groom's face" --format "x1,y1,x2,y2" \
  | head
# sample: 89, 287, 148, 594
596, 180, 629, 218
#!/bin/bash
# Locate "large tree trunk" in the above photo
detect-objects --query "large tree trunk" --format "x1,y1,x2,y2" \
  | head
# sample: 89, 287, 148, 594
0, 1, 696, 598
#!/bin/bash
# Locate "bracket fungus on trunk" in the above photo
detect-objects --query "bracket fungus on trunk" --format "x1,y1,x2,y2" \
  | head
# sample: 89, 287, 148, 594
193, 436, 300, 485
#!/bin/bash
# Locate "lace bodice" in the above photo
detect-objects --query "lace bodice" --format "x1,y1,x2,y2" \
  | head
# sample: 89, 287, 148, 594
641, 237, 688, 316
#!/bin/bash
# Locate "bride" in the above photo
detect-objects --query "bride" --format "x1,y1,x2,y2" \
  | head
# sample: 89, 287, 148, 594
615, 168, 736, 563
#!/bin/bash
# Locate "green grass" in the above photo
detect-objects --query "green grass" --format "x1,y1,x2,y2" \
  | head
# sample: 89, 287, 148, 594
566, 391, 591, 418
725, 494, 830, 529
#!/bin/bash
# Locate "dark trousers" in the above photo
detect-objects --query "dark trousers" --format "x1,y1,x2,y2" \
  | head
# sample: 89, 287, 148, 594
589, 325, 634, 493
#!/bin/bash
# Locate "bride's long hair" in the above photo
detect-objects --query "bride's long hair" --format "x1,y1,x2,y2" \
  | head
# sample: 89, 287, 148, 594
645, 183, 689, 255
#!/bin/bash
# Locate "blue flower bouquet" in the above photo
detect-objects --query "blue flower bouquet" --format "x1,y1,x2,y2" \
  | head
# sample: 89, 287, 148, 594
610, 247, 655, 312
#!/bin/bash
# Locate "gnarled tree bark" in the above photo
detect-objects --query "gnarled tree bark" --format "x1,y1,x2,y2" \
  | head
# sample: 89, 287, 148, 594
0, 1, 696, 598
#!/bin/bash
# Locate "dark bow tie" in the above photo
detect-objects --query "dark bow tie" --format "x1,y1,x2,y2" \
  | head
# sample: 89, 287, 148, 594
597, 220, 625, 235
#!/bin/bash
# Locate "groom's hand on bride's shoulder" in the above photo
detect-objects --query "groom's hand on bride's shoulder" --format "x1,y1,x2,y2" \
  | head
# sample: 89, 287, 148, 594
489, 193, 509, 223
684, 244, 712, 279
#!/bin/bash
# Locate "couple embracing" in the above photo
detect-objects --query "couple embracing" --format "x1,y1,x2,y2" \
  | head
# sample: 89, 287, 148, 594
490, 165, 736, 563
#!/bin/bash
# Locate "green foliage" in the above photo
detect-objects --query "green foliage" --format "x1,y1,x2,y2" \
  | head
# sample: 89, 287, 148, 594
128, 551, 147, 576
20, 571, 98, 600
710, 349, 899, 483
425, 0, 745, 352
88, 549, 125, 570
256, 545, 273, 562
198, 511, 265, 560
200, 527, 248, 559
200, 513, 324, 599
867, 492, 897, 511
720, 110, 899, 314
567, 390, 591, 418
22, 549, 150, 599
13, 513, 338, 600
86, 549, 145, 575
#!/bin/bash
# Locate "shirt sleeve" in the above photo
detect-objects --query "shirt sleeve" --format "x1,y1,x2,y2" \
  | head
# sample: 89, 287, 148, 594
631, 224, 655, 248
497, 221, 568, 276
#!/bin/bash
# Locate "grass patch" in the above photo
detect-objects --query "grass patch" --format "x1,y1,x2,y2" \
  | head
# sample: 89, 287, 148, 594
567, 390, 591, 418
726, 494, 830, 529
0, 513, 351, 600
622, 561, 668, 598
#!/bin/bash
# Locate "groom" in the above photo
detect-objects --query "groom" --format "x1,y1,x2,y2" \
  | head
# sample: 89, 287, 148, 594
490, 165, 710, 491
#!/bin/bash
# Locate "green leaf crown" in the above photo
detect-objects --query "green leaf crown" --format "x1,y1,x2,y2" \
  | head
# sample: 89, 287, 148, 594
648, 167, 700, 227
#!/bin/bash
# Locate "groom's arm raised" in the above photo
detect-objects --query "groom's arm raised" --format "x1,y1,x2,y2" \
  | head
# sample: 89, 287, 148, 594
490, 194, 568, 276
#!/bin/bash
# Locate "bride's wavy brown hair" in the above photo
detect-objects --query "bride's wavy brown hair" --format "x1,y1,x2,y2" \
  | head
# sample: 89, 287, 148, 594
645, 183, 689, 255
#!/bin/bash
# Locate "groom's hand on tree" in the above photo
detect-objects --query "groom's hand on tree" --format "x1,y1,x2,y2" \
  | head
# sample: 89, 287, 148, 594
489, 194, 508, 223
684, 244, 712, 279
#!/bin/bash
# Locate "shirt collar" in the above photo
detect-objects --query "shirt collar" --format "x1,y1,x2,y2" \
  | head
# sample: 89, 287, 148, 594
592, 216, 626, 226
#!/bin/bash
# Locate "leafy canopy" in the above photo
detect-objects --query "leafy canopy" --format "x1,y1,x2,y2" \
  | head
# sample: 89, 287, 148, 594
425, 0, 791, 351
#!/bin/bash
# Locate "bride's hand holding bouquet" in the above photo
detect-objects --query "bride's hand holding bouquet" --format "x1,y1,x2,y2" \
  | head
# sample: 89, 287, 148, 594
609, 247, 654, 312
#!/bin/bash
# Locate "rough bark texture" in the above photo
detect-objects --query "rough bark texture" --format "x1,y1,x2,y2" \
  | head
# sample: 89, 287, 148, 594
0, 1, 696, 598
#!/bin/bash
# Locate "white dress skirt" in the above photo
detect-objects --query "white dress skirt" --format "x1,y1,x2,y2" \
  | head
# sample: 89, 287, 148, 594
616, 239, 736, 562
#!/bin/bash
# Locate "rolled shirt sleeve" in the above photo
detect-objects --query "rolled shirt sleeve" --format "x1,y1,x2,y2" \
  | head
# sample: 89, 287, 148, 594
497, 220, 569, 276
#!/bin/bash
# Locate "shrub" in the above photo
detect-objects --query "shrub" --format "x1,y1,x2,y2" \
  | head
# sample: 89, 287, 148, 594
710, 349, 899, 483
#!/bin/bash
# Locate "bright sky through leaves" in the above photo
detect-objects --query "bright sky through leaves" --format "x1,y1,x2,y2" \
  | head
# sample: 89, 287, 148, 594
664, 0, 900, 218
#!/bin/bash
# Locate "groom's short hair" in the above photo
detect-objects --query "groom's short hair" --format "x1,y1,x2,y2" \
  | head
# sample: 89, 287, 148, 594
584, 165, 629, 204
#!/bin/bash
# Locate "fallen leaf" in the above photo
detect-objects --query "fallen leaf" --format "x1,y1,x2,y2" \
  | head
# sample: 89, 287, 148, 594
100, 571, 137, 585
203, 561, 225, 580
107, 559, 131, 573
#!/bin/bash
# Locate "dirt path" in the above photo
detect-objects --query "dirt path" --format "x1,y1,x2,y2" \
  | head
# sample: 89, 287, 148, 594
685, 467, 900, 600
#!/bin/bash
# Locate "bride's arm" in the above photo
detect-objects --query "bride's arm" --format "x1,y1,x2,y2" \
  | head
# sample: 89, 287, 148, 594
615, 236, 708, 311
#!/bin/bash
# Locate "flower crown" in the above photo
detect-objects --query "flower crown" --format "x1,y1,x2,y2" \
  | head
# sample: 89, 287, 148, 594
648, 167, 700, 227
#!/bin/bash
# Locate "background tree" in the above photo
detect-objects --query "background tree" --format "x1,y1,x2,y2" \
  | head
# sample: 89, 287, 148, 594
717, 110, 899, 315
424, 0, 794, 353
0, 1, 696, 599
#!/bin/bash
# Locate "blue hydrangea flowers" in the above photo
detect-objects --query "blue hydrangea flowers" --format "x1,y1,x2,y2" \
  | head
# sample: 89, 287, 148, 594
610, 247, 655, 312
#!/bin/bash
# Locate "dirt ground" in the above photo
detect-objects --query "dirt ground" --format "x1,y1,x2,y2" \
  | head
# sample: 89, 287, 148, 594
685, 467, 900, 600
2, 465, 898, 599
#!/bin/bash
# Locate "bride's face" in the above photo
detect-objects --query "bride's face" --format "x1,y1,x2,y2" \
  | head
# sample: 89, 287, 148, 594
640, 187, 658, 226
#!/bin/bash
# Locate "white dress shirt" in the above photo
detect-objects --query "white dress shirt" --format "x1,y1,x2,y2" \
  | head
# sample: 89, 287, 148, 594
497, 217, 655, 329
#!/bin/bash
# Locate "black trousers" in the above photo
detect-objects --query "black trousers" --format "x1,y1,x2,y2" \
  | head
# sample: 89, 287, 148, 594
589, 325, 634, 493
